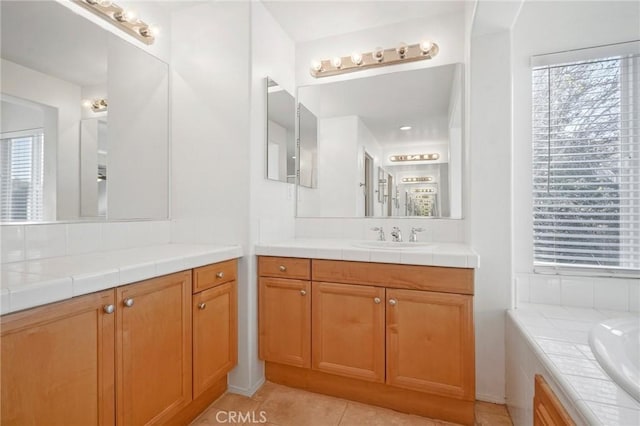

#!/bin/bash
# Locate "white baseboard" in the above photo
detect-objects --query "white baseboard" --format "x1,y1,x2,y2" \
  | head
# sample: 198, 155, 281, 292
227, 377, 266, 398
476, 393, 507, 404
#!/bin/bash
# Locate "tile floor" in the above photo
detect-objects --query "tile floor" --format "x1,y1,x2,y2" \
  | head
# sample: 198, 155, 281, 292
190, 382, 513, 426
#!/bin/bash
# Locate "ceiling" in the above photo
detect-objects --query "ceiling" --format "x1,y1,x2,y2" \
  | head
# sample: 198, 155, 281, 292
1, 1, 108, 87
262, 0, 467, 43
299, 64, 457, 146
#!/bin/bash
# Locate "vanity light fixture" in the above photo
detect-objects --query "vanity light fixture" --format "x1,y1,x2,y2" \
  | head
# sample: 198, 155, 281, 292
74, 0, 158, 45
412, 188, 436, 193
310, 40, 438, 78
390, 153, 440, 162
84, 98, 108, 112
402, 177, 433, 183
399, 126, 412, 131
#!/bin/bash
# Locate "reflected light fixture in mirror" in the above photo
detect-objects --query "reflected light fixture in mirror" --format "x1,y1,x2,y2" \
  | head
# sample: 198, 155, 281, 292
390, 153, 440, 162
310, 40, 438, 78
402, 177, 433, 183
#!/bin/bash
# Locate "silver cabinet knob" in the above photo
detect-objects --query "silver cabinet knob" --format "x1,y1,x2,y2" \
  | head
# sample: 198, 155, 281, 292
389, 299, 397, 306
300, 289, 307, 296
103, 304, 115, 314
374, 297, 381, 304
123, 298, 134, 308
198, 302, 206, 310
279, 265, 287, 272
216, 272, 224, 279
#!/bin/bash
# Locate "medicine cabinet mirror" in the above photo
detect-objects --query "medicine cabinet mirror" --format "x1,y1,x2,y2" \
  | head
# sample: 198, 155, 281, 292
266, 77, 296, 184
0, 1, 169, 223
296, 63, 463, 218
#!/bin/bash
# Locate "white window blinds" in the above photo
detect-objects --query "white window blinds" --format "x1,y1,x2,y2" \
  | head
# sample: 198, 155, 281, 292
0, 130, 45, 221
532, 45, 640, 273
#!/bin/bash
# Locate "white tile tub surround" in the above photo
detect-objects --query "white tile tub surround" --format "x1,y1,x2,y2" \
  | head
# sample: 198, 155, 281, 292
506, 303, 640, 426
255, 238, 478, 268
516, 273, 640, 312
0, 243, 242, 315
1, 221, 171, 264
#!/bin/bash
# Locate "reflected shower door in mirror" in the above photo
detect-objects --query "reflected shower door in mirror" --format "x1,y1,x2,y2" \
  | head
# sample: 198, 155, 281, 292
296, 63, 463, 218
266, 77, 296, 184
0, 1, 169, 223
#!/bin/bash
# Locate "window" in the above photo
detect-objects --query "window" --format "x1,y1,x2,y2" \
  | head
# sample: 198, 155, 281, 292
0, 130, 44, 221
532, 44, 639, 274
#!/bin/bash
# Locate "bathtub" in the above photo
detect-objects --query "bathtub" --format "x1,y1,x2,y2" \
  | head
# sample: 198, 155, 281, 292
589, 317, 640, 403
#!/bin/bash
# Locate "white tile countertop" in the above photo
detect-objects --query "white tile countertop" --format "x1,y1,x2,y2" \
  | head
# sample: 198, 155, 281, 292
509, 303, 640, 425
255, 239, 479, 268
0, 244, 242, 315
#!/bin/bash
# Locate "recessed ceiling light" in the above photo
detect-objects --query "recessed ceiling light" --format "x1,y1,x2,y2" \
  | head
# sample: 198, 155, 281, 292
400, 126, 412, 131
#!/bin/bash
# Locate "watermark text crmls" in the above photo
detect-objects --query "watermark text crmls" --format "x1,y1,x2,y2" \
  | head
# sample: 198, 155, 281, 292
215, 410, 268, 424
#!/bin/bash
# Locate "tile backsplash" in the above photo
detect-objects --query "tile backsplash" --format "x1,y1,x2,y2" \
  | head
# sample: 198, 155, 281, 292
295, 217, 466, 243
1, 221, 171, 264
515, 272, 640, 312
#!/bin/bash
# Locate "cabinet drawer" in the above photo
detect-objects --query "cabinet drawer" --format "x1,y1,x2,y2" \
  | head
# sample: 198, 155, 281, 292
534, 375, 575, 426
259, 256, 311, 280
194, 259, 238, 293
313, 260, 473, 295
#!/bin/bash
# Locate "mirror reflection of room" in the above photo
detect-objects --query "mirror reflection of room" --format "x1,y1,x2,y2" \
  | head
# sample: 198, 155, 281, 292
266, 77, 296, 184
296, 63, 463, 218
0, 1, 169, 223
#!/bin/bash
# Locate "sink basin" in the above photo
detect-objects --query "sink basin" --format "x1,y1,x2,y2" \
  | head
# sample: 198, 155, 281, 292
351, 241, 432, 250
589, 317, 640, 402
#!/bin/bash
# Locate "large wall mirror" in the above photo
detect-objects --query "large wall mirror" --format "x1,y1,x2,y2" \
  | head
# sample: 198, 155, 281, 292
296, 63, 463, 218
0, 1, 169, 223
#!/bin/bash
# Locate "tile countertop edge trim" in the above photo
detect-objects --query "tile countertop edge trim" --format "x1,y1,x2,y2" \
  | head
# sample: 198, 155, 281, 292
255, 240, 479, 268
2, 245, 243, 316
507, 310, 601, 426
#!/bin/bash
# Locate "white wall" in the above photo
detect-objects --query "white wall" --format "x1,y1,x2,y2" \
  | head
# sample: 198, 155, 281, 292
469, 30, 513, 403
1, 59, 81, 221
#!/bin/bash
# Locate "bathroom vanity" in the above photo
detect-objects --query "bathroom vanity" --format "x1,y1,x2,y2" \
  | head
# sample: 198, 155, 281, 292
1, 247, 240, 426
256, 242, 477, 425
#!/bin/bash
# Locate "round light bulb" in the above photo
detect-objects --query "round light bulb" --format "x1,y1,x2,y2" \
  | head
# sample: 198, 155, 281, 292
82, 100, 92, 108
373, 46, 384, 62
420, 40, 434, 54
350, 52, 363, 66
396, 42, 409, 58
331, 56, 342, 68
98, 0, 112, 6
125, 9, 138, 22
311, 59, 322, 72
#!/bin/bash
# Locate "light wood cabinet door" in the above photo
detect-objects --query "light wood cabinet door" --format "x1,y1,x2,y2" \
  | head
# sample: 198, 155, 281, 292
193, 280, 238, 398
534, 375, 575, 426
116, 271, 192, 425
312, 282, 385, 382
1, 290, 116, 426
259, 277, 311, 368
386, 288, 474, 400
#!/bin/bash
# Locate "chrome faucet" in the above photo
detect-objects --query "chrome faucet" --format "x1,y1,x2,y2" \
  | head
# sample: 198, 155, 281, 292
371, 227, 385, 241
410, 227, 424, 242
390, 227, 402, 242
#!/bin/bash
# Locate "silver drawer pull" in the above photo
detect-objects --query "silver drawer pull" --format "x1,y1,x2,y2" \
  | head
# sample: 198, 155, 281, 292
279, 265, 287, 272
123, 298, 134, 308
216, 272, 224, 279
300, 290, 307, 296
374, 297, 381, 304
198, 302, 207, 310
389, 299, 397, 306
103, 304, 115, 314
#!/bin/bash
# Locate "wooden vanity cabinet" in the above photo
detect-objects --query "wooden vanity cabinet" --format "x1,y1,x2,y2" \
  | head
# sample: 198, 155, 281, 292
259, 256, 475, 425
1, 289, 116, 426
192, 260, 238, 398
116, 271, 193, 426
258, 257, 311, 368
